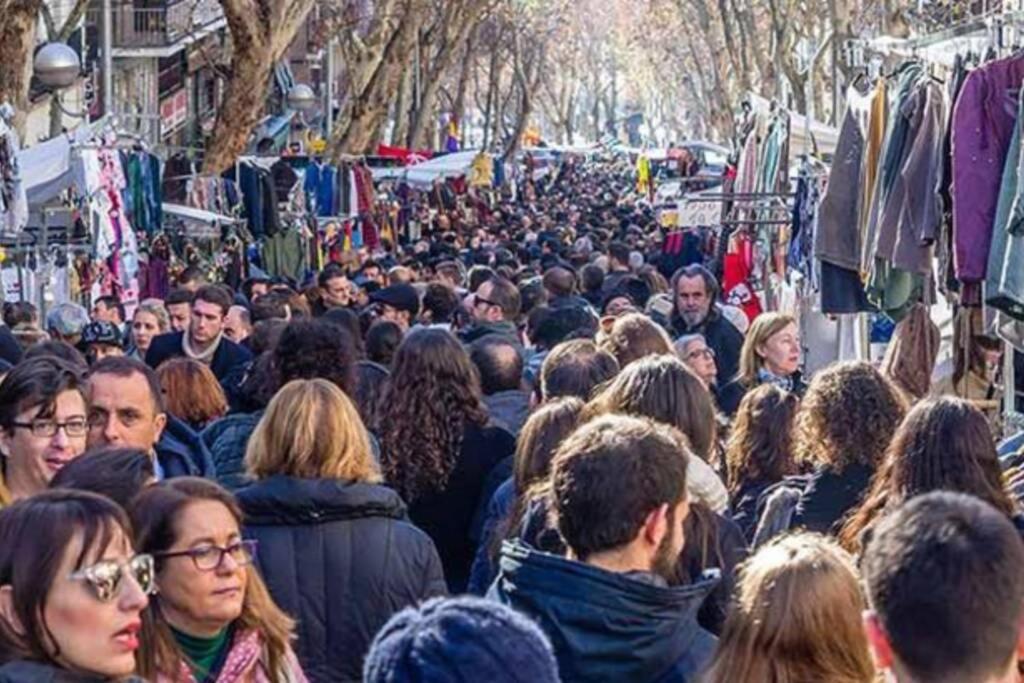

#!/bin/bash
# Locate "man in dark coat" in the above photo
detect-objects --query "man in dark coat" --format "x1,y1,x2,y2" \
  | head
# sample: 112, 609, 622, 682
470, 336, 530, 437
146, 284, 252, 388
489, 414, 717, 682
669, 264, 743, 386
87, 356, 215, 479
460, 276, 523, 351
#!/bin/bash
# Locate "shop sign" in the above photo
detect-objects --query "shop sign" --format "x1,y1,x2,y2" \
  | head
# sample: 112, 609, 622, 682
160, 89, 188, 132
678, 193, 721, 228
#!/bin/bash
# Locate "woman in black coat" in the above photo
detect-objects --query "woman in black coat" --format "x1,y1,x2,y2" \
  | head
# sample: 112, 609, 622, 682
376, 329, 516, 593
717, 312, 806, 416
236, 379, 446, 683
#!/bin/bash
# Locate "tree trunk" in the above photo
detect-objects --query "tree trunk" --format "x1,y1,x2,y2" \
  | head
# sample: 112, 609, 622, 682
0, 0, 42, 136
391, 65, 412, 145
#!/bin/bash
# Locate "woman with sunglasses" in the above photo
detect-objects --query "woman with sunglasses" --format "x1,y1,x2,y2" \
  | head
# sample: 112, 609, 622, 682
0, 489, 154, 681
130, 477, 305, 682
0, 357, 90, 505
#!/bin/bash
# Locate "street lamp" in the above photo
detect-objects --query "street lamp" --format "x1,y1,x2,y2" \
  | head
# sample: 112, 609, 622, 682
287, 84, 317, 113
34, 42, 88, 118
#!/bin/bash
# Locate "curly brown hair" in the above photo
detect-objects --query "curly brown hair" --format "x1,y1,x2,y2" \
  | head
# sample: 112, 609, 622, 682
376, 329, 488, 502
725, 384, 799, 493
795, 361, 905, 471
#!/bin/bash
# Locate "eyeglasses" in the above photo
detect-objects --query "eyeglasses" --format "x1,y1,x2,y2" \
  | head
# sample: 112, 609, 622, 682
685, 348, 716, 362
10, 417, 88, 438
70, 554, 157, 602
155, 540, 257, 572
474, 295, 500, 308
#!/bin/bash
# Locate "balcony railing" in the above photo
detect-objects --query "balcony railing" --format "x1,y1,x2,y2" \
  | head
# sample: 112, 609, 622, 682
88, 0, 224, 48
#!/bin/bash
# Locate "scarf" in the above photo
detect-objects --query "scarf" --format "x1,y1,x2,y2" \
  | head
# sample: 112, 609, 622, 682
182, 332, 221, 366
757, 367, 794, 392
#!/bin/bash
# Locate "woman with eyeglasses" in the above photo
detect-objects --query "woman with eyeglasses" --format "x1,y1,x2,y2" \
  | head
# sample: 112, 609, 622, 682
675, 334, 719, 389
0, 357, 90, 505
130, 477, 306, 682
0, 490, 154, 681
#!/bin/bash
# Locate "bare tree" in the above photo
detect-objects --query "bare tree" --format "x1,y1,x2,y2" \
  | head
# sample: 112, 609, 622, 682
0, 0, 43, 135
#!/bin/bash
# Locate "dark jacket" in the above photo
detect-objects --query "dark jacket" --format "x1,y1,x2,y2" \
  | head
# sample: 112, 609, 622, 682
407, 421, 516, 593
201, 410, 264, 491
489, 542, 718, 683
237, 476, 447, 683
730, 477, 777, 543
468, 477, 516, 594
483, 390, 531, 437
155, 414, 216, 479
716, 372, 808, 417
549, 294, 594, 311
0, 661, 143, 683
144, 331, 253, 383
0, 325, 22, 366
678, 509, 748, 635
791, 462, 875, 535
459, 320, 522, 350
670, 311, 743, 387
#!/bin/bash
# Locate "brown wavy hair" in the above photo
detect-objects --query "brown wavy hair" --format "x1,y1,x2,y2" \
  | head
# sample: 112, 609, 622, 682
376, 329, 488, 502
795, 361, 905, 472
156, 357, 227, 429
725, 384, 799, 493
596, 312, 674, 369
839, 397, 1017, 553
703, 532, 875, 683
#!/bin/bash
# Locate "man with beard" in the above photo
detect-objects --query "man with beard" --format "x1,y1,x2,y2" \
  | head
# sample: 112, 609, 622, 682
669, 264, 744, 387
489, 414, 718, 682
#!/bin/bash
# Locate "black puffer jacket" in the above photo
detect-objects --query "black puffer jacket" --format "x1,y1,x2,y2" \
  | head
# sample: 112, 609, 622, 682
236, 476, 447, 683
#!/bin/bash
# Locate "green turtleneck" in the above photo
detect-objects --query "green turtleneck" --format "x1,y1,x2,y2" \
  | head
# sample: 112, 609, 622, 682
171, 625, 231, 681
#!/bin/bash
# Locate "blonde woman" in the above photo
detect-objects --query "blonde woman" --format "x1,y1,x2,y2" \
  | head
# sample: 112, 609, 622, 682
237, 379, 445, 681
703, 532, 876, 683
718, 312, 804, 416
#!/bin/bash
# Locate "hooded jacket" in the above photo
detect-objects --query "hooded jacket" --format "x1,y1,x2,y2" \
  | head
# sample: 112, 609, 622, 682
236, 476, 446, 682
0, 661, 144, 683
156, 414, 216, 479
488, 543, 718, 683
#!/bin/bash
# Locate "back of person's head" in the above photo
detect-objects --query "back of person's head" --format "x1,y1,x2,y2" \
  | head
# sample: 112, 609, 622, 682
581, 263, 605, 293
469, 335, 523, 395
725, 384, 799, 493
596, 312, 673, 368
164, 287, 195, 308
22, 339, 88, 369
542, 266, 576, 298
435, 261, 465, 288
467, 266, 496, 293
248, 319, 288, 355
156, 357, 227, 429
364, 596, 559, 683
551, 413, 689, 560
586, 353, 716, 460
354, 360, 389, 428
540, 339, 619, 401
272, 318, 357, 395
704, 532, 874, 683
250, 289, 292, 323
4, 301, 37, 328
840, 397, 1016, 553
513, 396, 584, 494
44, 302, 89, 338
421, 283, 459, 325
528, 305, 598, 351
50, 447, 155, 507
796, 360, 905, 472
246, 378, 379, 482
321, 306, 365, 356
862, 492, 1024, 683
608, 240, 630, 267
366, 320, 403, 368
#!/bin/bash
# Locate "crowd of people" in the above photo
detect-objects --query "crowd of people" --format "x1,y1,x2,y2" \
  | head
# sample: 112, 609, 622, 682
0, 159, 1021, 682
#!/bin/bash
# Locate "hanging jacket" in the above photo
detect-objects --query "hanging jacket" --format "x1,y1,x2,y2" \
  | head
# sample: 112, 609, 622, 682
816, 105, 866, 271
987, 87, 1024, 319
489, 542, 718, 683
236, 476, 447, 682
155, 628, 307, 683
952, 52, 1024, 299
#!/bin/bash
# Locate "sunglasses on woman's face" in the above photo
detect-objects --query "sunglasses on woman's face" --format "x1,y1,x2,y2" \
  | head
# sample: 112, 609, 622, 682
69, 554, 157, 602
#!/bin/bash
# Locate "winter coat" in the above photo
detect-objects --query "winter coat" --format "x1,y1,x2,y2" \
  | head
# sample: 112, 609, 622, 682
236, 476, 446, 682
489, 542, 718, 683
459, 320, 523, 351
792, 462, 874, 534
467, 477, 516, 594
730, 477, 776, 543
155, 628, 307, 683
406, 421, 516, 593
0, 661, 143, 683
483, 390, 531, 437
202, 411, 264, 491
156, 414, 217, 479
145, 331, 253, 384
716, 372, 807, 417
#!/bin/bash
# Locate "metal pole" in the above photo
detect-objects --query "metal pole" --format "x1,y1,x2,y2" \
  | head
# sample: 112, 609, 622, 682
325, 40, 335, 137
102, 0, 113, 116
38, 210, 49, 322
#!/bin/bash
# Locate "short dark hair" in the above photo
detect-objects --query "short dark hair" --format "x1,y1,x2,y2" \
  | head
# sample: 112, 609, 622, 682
862, 492, 1024, 683
318, 262, 349, 288
540, 340, 619, 401
22, 340, 88, 369
421, 283, 459, 325
608, 241, 630, 266
0, 357, 88, 431
551, 414, 689, 559
94, 295, 126, 322
89, 356, 165, 413
177, 265, 207, 287
0, 490, 133, 666
580, 264, 605, 293
165, 288, 196, 307
366, 320, 403, 368
542, 267, 576, 298
468, 266, 496, 293
193, 285, 232, 316
50, 447, 155, 508
486, 277, 522, 320
250, 290, 292, 323
241, 277, 271, 302
529, 306, 598, 350
273, 319, 357, 395
3, 301, 37, 329
435, 261, 464, 288
470, 336, 523, 395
